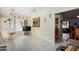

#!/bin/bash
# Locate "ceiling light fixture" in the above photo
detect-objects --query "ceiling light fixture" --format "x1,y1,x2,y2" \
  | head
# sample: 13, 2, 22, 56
77, 15, 79, 18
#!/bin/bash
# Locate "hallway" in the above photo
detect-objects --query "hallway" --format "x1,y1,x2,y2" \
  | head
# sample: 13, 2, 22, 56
0, 7, 77, 51
0, 31, 55, 51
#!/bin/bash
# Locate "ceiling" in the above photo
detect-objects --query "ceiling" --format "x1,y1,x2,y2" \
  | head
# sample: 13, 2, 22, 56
0, 7, 53, 16
60, 8, 79, 20
0, 7, 35, 16
0, 7, 77, 17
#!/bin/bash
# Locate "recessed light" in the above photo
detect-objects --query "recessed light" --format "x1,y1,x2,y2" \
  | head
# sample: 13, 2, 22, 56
77, 15, 79, 18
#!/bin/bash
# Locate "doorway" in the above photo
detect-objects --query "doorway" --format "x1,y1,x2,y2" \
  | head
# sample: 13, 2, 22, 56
55, 15, 61, 43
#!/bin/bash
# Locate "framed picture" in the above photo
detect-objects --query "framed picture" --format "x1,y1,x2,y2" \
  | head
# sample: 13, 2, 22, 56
32, 17, 40, 27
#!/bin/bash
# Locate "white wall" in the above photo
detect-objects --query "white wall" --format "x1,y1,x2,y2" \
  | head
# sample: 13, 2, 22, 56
32, 11, 54, 43
31, 7, 77, 48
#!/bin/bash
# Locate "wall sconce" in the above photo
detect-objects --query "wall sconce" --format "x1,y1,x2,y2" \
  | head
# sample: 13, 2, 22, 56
4, 20, 7, 23
44, 17, 46, 22
4, 18, 11, 23
7, 19, 11, 21
49, 13, 52, 18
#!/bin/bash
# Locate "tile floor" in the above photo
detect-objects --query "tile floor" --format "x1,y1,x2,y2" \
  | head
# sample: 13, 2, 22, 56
0, 31, 55, 51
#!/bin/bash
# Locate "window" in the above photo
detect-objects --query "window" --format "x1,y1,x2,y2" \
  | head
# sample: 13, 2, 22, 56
62, 21, 69, 28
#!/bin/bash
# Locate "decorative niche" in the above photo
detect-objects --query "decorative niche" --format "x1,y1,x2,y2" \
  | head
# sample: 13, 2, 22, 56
32, 17, 40, 27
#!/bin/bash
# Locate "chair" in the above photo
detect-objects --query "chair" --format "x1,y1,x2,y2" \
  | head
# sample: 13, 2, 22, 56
1, 30, 10, 42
